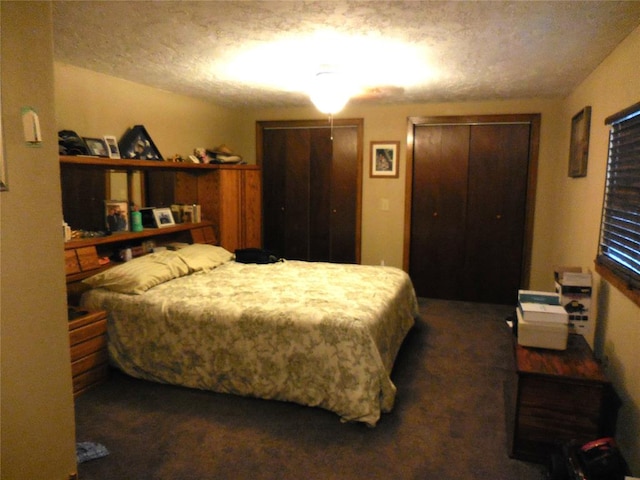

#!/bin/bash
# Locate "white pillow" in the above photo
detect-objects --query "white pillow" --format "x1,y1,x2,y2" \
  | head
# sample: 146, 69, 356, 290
176, 243, 234, 272
83, 250, 189, 294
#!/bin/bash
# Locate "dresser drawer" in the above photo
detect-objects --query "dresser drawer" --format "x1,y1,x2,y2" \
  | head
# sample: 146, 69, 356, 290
518, 376, 605, 417
70, 334, 107, 363
73, 364, 110, 396
69, 318, 107, 346
68, 308, 109, 396
71, 349, 109, 377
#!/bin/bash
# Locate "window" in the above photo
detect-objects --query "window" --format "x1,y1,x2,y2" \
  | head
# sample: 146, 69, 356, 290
596, 101, 640, 305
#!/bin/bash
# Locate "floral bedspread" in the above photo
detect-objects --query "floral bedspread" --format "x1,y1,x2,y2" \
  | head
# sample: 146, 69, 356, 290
81, 260, 419, 425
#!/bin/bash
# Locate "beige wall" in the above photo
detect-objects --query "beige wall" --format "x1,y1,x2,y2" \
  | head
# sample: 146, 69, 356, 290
1, 2, 76, 479
554, 25, 640, 473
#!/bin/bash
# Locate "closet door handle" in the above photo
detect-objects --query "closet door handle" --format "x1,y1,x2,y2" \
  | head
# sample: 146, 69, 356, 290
496, 214, 502, 220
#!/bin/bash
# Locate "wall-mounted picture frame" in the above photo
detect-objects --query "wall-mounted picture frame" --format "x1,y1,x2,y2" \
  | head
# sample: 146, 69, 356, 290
568, 106, 591, 178
84, 137, 110, 157
153, 207, 176, 228
105, 200, 129, 232
370, 141, 400, 178
103, 135, 121, 159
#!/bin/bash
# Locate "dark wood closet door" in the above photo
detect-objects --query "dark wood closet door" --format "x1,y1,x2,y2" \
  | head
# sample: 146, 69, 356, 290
409, 125, 470, 299
327, 126, 358, 263
309, 128, 332, 261
262, 128, 311, 261
260, 120, 361, 263
407, 115, 538, 305
463, 124, 531, 304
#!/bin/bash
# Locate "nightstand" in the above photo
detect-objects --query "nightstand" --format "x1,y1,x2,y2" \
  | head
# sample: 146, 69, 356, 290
509, 334, 620, 463
68, 307, 109, 397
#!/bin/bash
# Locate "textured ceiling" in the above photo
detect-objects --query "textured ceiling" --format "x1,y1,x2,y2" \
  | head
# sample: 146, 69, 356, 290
52, 1, 640, 109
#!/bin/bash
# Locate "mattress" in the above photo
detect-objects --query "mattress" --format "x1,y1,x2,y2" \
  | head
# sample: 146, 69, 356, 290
81, 259, 418, 426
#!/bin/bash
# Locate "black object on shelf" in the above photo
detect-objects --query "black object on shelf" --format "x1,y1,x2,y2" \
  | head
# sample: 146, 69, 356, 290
118, 125, 163, 161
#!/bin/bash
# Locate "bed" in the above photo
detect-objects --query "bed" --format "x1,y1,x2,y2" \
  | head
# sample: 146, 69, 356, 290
80, 244, 419, 426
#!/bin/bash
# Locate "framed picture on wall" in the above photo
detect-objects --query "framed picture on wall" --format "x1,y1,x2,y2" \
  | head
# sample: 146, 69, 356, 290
568, 106, 591, 178
370, 141, 400, 178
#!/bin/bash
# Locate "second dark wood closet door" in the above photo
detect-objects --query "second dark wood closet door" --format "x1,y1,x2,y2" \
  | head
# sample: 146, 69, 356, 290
260, 121, 361, 264
408, 116, 538, 305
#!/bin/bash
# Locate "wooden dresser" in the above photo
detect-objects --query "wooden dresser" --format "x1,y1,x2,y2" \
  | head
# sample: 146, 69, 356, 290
510, 334, 620, 463
68, 308, 109, 397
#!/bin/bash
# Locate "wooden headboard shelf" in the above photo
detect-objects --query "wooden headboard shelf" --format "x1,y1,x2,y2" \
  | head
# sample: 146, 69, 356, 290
64, 221, 217, 283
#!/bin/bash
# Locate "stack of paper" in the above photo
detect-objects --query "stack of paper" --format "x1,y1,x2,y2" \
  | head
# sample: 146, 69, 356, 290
517, 302, 568, 325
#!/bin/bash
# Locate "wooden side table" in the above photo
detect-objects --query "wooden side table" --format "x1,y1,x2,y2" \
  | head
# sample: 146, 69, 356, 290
68, 308, 109, 397
509, 334, 620, 463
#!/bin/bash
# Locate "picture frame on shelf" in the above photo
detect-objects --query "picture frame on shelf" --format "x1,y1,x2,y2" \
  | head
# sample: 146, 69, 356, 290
118, 125, 163, 160
370, 141, 400, 178
84, 137, 110, 157
105, 200, 129, 232
153, 207, 176, 228
568, 106, 591, 178
103, 135, 121, 159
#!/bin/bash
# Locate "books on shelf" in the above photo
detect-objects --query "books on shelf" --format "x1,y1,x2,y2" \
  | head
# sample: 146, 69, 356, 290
517, 302, 568, 325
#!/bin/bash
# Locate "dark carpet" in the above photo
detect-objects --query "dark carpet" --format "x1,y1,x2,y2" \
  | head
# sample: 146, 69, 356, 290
74, 298, 546, 480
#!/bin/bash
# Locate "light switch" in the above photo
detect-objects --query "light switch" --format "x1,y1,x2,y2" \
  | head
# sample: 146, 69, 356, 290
380, 198, 390, 211
22, 107, 42, 144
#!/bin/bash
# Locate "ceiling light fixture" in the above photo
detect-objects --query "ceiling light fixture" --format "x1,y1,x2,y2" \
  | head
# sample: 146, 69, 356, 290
309, 69, 355, 139
309, 70, 352, 115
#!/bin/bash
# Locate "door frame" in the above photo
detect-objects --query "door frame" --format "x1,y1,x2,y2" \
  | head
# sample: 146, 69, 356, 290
256, 118, 364, 263
403, 114, 540, 290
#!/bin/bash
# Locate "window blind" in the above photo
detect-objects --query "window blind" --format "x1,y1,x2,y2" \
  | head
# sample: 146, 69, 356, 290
597, 102, 640, 291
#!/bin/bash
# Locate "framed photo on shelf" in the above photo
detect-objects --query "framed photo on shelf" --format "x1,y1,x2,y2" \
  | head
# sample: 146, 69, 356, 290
119, 125, 163, 160
370, 141, 400, 178
568, 106, 591, 178
84, 137, 110, 157
105, 200, 129, 232
153, 207, 176, 228
103, 135, 121, 159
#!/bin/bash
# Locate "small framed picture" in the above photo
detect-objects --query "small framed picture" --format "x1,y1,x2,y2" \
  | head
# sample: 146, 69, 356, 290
103, 135, 121, 159
105, 200, 129, 232
83, 137, 109, 157
568, 106, 591, 178
370, 141, 400, 178
153, 207, 176, 228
